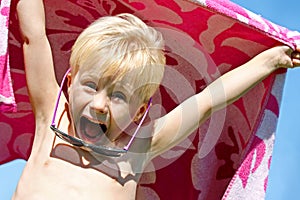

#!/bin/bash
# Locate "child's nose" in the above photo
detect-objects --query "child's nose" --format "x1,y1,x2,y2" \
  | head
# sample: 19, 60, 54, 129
91, 91, 109, 114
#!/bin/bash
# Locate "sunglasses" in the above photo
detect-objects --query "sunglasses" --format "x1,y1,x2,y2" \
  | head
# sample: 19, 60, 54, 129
50, 68, 152, 157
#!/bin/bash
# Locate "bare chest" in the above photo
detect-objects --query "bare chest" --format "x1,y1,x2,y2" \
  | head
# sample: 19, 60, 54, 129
14, 154, 139, 200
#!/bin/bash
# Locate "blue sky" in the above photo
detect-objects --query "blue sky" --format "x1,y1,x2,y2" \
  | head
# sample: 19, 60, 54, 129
231, 1, 300, 199
1, 0, 300, 199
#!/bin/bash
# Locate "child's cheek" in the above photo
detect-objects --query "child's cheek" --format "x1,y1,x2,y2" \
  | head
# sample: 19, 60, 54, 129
111, 105, 132, 131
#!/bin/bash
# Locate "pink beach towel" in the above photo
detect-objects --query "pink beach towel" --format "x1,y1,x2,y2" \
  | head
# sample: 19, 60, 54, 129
0, 0, 16, 112
1, 0, 300, 199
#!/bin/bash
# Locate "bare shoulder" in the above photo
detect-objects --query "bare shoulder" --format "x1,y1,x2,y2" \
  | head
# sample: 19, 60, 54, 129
31, 92, 68, 154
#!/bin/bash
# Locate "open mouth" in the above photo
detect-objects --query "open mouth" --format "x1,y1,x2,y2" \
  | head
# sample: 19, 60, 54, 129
80, 116, 107, 142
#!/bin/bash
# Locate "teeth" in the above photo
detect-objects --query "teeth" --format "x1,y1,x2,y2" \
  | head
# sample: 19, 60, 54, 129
89, 118, 105, 125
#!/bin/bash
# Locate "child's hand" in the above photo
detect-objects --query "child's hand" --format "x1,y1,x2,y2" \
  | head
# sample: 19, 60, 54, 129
255, 45, 300, 70
291, 46, 300, 68
275, 45, 300, 69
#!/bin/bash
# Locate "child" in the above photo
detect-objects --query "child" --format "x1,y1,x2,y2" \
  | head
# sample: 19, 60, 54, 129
14, 0, 300, 199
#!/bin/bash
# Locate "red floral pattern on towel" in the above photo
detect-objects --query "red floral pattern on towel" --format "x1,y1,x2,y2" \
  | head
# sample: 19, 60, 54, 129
2, 0, 300, 199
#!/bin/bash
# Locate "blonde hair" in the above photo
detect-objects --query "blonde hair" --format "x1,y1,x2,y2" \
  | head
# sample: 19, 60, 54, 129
69, 13, 166, 102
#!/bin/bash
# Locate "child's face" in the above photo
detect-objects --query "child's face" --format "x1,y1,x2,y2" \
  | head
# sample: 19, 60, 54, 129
68, 66, 146, 147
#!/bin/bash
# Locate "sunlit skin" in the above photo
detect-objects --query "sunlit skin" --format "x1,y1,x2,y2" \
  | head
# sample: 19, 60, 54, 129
13, 0, 300, 199
68, 66, 148, 148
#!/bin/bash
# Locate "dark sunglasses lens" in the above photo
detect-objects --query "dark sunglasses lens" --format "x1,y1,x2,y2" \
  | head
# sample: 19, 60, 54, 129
51, 126, 83, 146
58, 133, 83, 147
87, 144, 127, 157
50, 125, 127, 157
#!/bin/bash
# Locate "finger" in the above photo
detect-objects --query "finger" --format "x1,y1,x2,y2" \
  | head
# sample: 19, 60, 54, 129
292, 58, 300, 67
291, 50, 300, 67
291, 51, 300, 60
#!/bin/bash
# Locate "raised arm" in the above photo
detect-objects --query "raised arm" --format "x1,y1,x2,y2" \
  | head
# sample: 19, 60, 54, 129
150, 45, 300, 158
204, 46, 300, 111
17, 0, 58, 117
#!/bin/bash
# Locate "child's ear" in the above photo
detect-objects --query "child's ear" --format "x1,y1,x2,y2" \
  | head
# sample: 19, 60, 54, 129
134, 103, 148, 122
67, 72, 72, 93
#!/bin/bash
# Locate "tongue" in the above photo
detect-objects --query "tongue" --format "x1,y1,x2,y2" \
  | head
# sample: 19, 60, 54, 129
84, 122, 101, 138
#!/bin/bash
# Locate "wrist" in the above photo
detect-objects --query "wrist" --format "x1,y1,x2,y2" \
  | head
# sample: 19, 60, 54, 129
254, 46, 293, 72
250, 51, 278, 74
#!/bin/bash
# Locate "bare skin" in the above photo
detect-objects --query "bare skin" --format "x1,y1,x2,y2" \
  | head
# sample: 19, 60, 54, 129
13, 0, 300, 199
